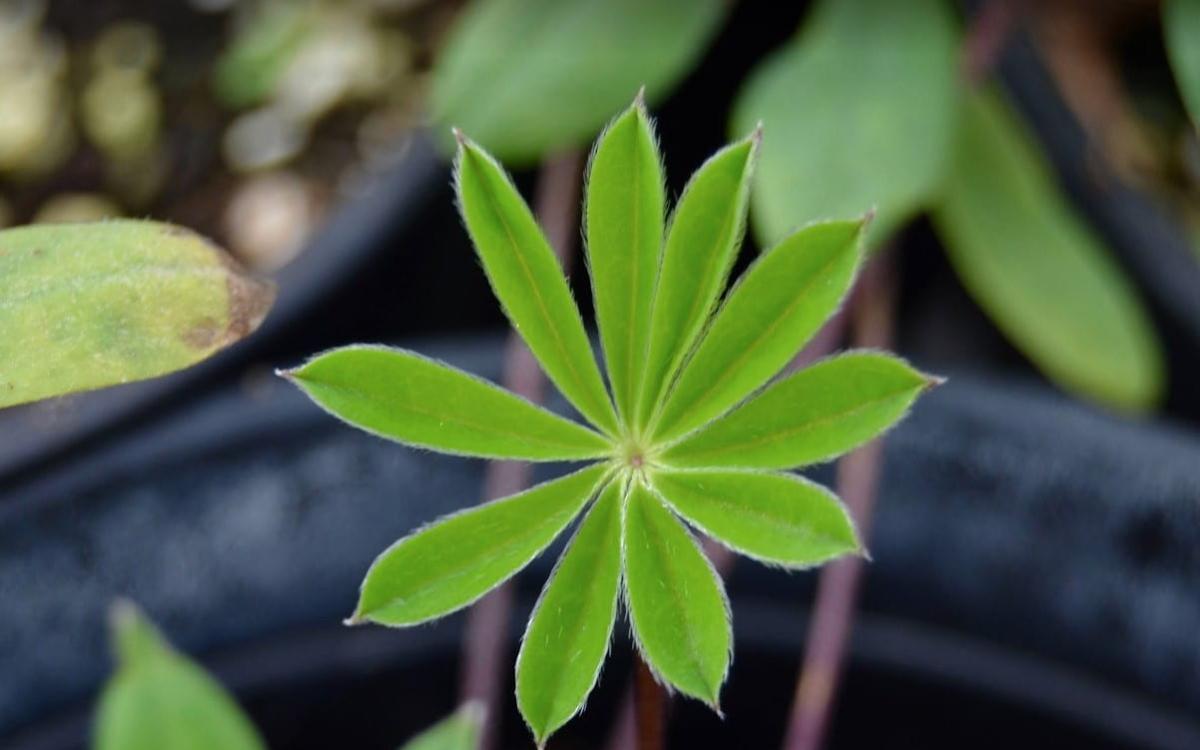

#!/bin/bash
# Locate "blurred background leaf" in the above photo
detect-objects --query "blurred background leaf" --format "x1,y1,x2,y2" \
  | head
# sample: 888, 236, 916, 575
94, 602, 265, 750
731, 0, 960, 247
933, 90, 1165, 412
1165, 0, 1200, 130
431, 0, 725, 164
0, 220, 273, 409
398, 702, 483, 750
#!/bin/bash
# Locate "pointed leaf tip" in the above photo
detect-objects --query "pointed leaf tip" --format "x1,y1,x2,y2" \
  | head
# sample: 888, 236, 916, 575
451, 126, 466, 145
634, 85, 647, 106
861, 206, 877, 227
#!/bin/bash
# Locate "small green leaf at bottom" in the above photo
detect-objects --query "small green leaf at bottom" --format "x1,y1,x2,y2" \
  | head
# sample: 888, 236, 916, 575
517, 478, 624, 746
623, 482, 730, 707
399, 702, 485, 750
94, 601, 266, 750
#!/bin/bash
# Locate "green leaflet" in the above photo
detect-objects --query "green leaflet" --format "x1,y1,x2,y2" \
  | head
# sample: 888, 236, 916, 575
635, 134, 758, 431
932, 90, 1164, 411
353, 464, 608, 626
623, 482, 729, 707
431, 0, 724, 164
285, 346, 610, 461
651, 220, 864, 443
652, 469, 859, 568
1166, 0, 1200, 129
399, 702, 485, 750
517, 479, 624, 746
95, 603, 265, 750
732, 0, 959, 247
661, 352, 932, 469
455, 137, 620, 436
0, 220, 274, 409
587, 97, 666, 430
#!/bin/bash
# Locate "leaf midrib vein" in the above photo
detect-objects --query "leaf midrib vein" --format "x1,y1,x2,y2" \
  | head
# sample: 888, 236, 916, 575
675, 383, 916, 460
306, 377, 597, 453
638, 494, 713, 696
660, 479, 847, 549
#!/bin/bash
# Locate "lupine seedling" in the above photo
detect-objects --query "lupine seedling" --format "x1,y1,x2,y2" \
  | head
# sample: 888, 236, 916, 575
283, 94, 938, 746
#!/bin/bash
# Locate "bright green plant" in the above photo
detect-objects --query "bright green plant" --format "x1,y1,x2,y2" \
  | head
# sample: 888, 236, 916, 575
1165, 0, 1200, 130
0, 220, 274, 409
95, 602, 265, 750
283, 96, 937, 745
733, 0, 1165, 413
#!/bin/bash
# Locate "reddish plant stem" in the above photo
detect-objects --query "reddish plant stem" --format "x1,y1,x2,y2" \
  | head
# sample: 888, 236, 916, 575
634, 655, 667, 750
458, 149, 584, 750
780, 252, 896, 750
961, 0, 1022, 85
779, 4, 1018, 747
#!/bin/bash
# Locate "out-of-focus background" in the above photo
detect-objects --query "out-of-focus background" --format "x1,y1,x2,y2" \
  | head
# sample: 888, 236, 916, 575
1, 0, 1199, 748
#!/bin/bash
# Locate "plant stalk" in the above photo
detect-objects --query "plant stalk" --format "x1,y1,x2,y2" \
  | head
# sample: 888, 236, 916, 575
780, 252, 895, 750
634, 654, 667, 750
458, 148, 584, 750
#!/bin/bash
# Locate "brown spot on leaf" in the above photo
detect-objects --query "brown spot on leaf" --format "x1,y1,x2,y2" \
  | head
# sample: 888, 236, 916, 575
223, 273, 275, 344
182, 317, 222, 349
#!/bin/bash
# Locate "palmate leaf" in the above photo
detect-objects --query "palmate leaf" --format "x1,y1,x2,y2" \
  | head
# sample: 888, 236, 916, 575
731, 0, 960, 247
352, 464, 609, 626
95, 603, 265, 750
586, 95, 666, 430
623, 482, 730, 708
284, 346, 610, 461
1165, 0, 1200, 129
650, 219, 865, 444
517, 479, 624, 746
651, 469, 859, 568
661, 352, 933, 470
0, 220, 273, 409
398, 702, 485, 750
285, 94, 940, 745
635, 131, 759, 431
431, 0, 724, 164
455, 135, 620, 436
932, 90, 1164, 411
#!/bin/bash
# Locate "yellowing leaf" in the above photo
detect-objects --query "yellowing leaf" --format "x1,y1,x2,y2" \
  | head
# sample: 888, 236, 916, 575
0, 220, 273, 409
